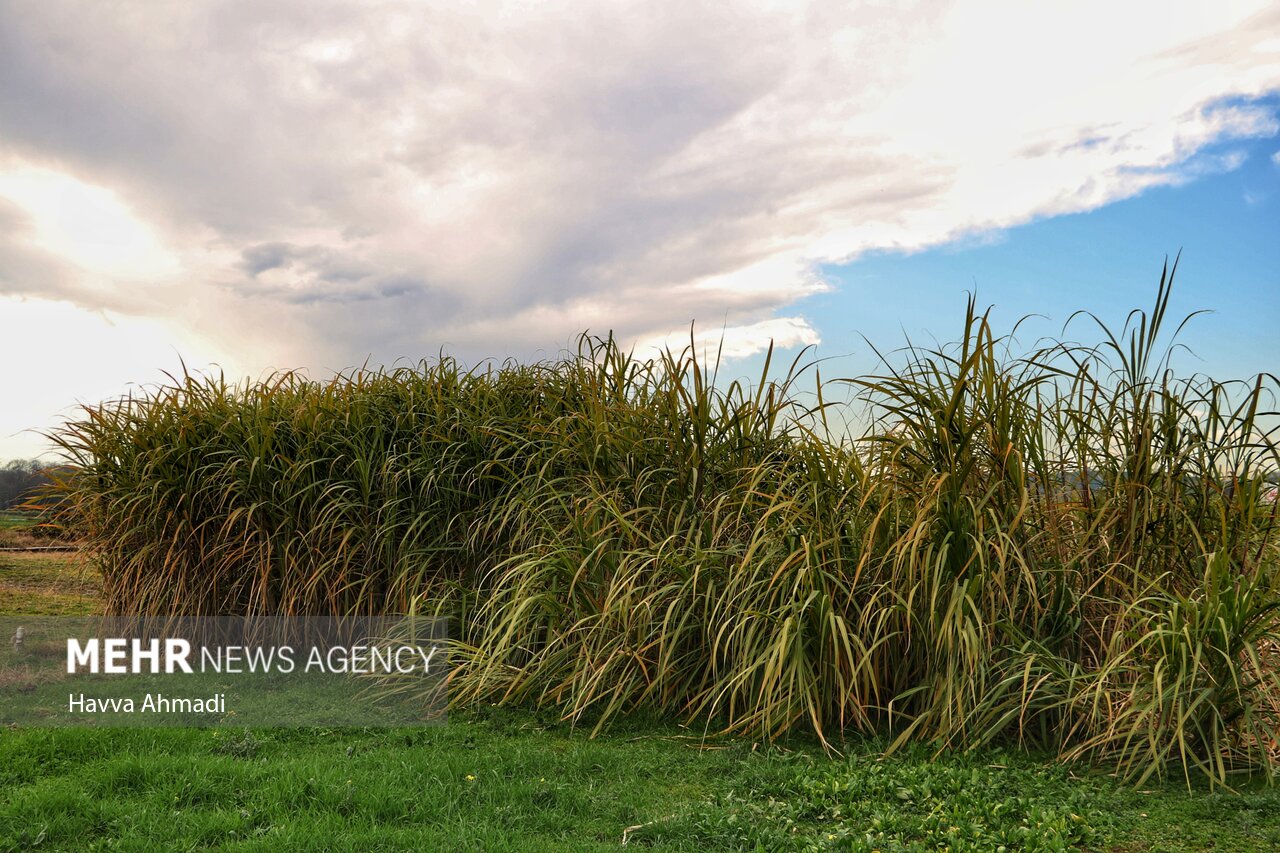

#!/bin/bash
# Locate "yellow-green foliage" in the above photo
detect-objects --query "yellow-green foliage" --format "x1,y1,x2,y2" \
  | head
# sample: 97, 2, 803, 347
48, 262, 1280, 784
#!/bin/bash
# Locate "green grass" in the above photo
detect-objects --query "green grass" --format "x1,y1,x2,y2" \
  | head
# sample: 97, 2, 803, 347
0, 552, 99, 617
0, 511, 36, 531
3, 710, 1279, 852
3, 553, 1279, 850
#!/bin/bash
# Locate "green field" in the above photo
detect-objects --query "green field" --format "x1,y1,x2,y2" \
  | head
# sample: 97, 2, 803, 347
0, 510, 37, 531
0, 510, 56, 551
3, 552, 1279, 851
0, 552, 99, 616
5, 711, 1280, 852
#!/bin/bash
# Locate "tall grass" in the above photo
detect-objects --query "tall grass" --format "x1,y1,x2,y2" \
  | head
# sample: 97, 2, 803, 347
48, 261, 1280, 784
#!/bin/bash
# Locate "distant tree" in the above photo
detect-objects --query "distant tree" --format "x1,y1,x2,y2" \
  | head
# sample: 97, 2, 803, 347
0, 459, 52, 510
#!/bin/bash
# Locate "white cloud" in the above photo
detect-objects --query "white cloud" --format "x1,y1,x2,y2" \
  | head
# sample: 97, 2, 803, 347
0, 296, 236, 461
638, 316, 822, 364
0, 0, 1278, 456
0, 163, 180, 280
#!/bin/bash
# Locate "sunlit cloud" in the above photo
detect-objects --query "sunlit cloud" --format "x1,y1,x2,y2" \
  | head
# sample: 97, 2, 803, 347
638, 316, 822, 364
0, 163, 179, 279
0, 296, 234, 459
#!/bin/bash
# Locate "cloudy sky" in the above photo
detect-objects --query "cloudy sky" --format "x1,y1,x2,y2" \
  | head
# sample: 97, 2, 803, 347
1, 0, 1278, 460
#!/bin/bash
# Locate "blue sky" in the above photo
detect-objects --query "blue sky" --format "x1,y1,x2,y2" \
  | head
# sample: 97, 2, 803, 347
806, 112, 1280, 386
1, 2, 1278, 459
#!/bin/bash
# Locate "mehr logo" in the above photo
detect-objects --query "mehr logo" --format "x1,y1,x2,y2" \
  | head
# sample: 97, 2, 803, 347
66, 637, 440, 675
67, 638, 194, 673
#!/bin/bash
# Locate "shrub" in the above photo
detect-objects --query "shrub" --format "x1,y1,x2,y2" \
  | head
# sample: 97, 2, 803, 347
47, 260, 1280, 785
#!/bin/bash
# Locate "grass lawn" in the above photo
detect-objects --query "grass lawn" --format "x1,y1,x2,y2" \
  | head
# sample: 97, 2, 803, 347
2, 553, 1278, 852
0, 552, 100, 616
